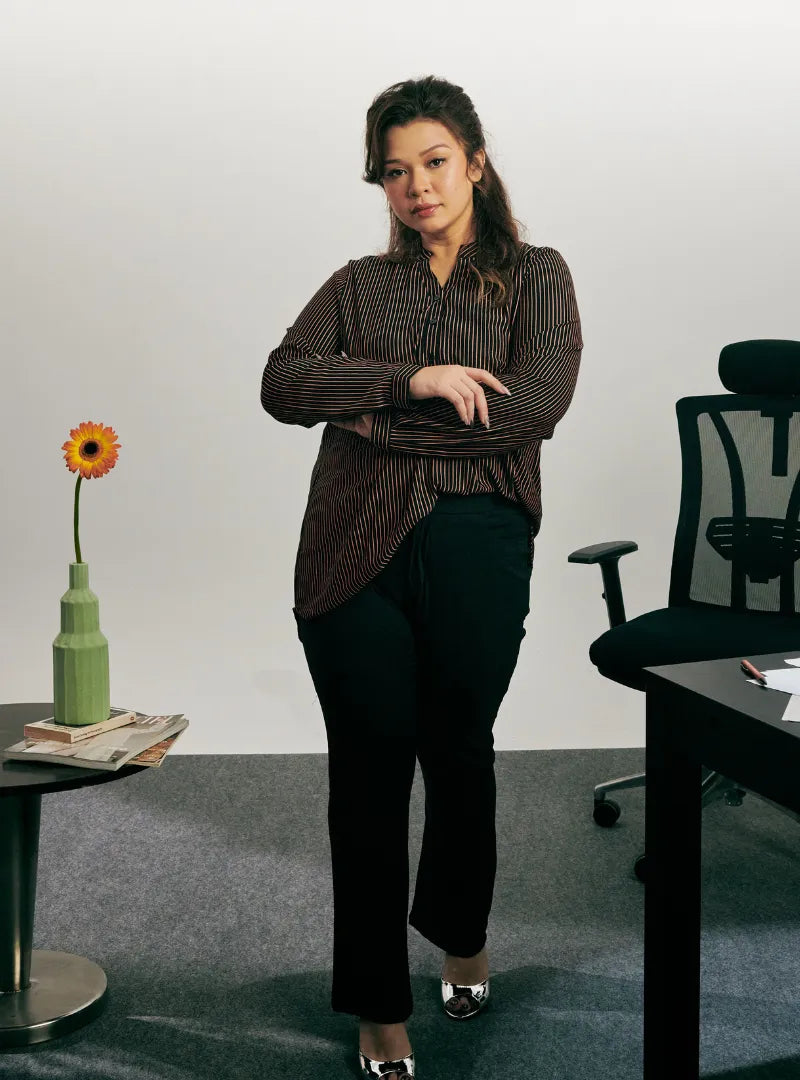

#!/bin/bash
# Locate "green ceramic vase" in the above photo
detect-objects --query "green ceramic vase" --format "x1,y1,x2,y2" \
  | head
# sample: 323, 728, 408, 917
52, 561, 110, 726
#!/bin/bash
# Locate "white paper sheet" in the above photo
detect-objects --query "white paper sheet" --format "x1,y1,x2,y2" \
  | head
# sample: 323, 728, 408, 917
756, 669, 800, 694
780, 695, 800, 723
745, 661, 800, 720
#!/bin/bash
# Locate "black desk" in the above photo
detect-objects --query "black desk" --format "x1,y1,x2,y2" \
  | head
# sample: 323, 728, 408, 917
0, 703, 146, 1049
643, 651, 800, 1079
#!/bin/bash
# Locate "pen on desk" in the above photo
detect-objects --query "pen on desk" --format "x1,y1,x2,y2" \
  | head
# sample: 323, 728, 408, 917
740, 658, 768, 686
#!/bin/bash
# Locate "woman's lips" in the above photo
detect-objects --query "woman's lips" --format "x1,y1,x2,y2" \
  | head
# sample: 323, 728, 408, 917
414, 205, 439, 218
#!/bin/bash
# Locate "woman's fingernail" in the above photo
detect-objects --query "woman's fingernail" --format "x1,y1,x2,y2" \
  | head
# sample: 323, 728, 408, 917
483, 419, 490, 429
504, 388, 512, 395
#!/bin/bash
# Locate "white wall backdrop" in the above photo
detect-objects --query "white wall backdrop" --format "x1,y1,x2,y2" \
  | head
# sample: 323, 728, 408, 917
2, 1, 798, 752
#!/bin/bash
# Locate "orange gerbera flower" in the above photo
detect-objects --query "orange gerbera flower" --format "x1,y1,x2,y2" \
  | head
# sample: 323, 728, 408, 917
61, 422, 121, 563
62, 422, 120, 479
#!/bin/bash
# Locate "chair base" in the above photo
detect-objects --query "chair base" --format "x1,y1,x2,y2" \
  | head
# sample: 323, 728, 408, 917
594, 766, 800, 830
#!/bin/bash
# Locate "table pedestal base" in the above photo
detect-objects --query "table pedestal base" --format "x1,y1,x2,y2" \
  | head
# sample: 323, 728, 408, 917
0, 949, 107, 1048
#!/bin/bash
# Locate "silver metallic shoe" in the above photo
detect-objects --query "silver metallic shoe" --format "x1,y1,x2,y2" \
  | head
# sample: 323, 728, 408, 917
441, 967, 490, 1020
358, 1048, 415, 1079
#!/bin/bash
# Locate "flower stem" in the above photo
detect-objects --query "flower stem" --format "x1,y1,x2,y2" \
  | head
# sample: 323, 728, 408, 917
73, 474, 83, 563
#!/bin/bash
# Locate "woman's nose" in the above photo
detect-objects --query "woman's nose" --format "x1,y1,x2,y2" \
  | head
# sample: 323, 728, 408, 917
407, 171, 430, 197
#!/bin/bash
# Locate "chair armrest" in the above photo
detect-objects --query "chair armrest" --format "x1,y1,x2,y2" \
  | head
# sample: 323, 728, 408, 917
567, 541, 639, 628
567, 541, 639, 564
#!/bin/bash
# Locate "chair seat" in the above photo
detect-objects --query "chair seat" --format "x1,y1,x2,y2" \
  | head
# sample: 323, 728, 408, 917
590, 605, 800, 690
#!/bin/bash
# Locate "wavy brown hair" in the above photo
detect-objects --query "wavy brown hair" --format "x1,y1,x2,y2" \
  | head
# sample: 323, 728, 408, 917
363, 75, 529, 309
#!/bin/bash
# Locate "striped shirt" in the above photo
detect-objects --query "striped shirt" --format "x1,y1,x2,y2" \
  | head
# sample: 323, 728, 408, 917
261, 238, 583, 619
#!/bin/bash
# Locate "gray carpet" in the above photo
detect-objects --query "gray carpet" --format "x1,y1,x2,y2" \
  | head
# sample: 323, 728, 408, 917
2, 749, 800, 1079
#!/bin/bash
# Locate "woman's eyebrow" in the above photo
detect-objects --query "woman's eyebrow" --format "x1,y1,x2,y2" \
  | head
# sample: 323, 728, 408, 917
384, 143, 450, 165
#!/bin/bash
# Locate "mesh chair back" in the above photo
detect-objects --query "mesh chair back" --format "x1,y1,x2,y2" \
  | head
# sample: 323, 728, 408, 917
669, 394, 800, 613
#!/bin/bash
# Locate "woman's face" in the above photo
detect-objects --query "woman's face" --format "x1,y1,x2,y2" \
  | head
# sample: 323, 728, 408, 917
380, 118, 484, 245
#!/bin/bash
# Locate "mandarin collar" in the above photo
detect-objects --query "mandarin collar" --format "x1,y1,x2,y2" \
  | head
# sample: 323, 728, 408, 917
417, 240, 479, 262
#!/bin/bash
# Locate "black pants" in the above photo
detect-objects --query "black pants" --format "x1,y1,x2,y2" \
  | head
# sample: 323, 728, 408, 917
294, 492, 533, 1023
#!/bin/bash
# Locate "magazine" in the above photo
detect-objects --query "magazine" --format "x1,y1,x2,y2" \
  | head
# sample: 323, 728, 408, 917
3, 714, 188, 771
128, 727, 186, 767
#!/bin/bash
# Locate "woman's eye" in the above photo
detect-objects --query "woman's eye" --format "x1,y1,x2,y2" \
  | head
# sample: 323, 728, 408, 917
384, 158, 445, 179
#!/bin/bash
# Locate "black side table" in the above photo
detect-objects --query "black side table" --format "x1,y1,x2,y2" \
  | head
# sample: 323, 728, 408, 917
0, 703, 146, 1049
643, 651, 800, 1079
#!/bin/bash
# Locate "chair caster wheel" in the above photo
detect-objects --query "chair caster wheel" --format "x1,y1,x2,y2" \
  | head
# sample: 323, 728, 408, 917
634, 854, 647, 882
593, 798, 621, 827
723, 788, 746, 807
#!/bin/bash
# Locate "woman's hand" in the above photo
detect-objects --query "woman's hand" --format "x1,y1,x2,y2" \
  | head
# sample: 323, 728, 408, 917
409, 365, 511, 428
329, 413, 375, 438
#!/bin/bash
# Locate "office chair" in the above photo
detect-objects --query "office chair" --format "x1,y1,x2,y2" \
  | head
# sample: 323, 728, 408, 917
569, 339, 800, 881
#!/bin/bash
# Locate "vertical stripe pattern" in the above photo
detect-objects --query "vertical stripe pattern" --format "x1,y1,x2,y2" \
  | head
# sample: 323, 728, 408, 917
261, 240, 583, 619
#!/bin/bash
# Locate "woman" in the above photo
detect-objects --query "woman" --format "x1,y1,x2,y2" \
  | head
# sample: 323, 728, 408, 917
261, 75, 583, 1080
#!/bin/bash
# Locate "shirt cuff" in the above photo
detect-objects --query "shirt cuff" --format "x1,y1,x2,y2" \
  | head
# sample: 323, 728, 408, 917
391, 364, 422, 409
370, 408, 392, 449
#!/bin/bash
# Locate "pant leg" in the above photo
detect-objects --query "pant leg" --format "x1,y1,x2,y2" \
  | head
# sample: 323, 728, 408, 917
295, 536, 419, 1023
407, 494, 532, 957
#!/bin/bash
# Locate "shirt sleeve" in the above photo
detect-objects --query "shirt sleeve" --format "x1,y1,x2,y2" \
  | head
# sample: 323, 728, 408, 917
260, 262, 421, 428
369, 246, 583, 456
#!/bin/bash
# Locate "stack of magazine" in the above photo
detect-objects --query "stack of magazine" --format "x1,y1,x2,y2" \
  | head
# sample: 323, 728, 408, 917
2, 706, 189, 771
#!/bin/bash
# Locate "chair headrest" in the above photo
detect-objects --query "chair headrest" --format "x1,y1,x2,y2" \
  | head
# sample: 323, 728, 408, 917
719, 340, 800, 395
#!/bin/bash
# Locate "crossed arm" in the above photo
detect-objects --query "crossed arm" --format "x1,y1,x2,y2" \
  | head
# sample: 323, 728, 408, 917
261, 248, 583, 456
